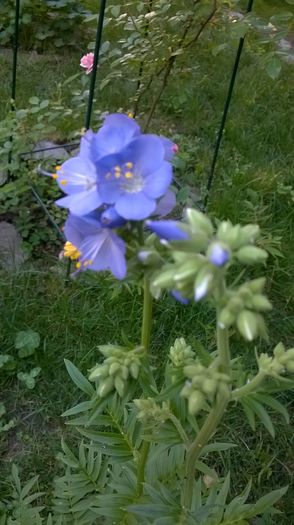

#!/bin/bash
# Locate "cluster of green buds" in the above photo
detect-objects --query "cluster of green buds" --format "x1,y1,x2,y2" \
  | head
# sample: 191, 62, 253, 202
134, 398, 170, 428
218, 278, 272, 341
151, 210, 268, 304
181, 362, 230, 415
169, 338, 195, 367
258, 343, 294, 377
88, 345, 145, 398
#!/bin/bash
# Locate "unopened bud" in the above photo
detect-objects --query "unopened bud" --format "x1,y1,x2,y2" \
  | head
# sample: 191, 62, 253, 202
194, 265, 215, 301
237, 310, 258, 341
185, 209, 214, 236
236, 246, 268, 265
251, 294, 272, 312
188, 391, 205, 415
114, 376, 125, 397
98, 377, 114, 397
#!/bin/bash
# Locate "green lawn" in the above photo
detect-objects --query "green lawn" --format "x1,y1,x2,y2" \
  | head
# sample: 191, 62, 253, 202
0, 0, 293, 521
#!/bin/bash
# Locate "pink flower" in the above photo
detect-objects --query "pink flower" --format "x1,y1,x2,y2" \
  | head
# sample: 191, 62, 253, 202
80, 53, 94, 74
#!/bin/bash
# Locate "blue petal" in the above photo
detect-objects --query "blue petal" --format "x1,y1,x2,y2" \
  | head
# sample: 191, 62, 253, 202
56, 157, 97, 194
160, 136, 178, 161
64, 213, 102, 247
55, 188, 102, 215
115, 193, 156, 220
144, 161, 173, 199
153, 190, 176, 218
80, 230, 127, 279
91, 115, 141, 163
122, 135, 165, 177
146, 220, 189, 240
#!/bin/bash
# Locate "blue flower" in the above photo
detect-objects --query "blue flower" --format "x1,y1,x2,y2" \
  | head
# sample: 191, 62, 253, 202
146, 220, 189, 240
153, 190, 176, 218
64, 213, 127, 279
171, 290, 189, 304
97, 135, 173, 220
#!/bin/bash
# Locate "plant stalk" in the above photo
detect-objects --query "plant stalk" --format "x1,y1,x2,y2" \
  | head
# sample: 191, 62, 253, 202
182, 291, 231, 509
231, 370, 266, 400
136, 440, 150, 497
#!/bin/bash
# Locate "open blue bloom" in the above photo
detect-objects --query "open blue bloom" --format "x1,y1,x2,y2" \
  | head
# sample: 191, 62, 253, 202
55, 157, 101, 215
97, 135, 172, 220
64, 213, 127, 279
207, 242, 230, 267
146, 220, 189, 240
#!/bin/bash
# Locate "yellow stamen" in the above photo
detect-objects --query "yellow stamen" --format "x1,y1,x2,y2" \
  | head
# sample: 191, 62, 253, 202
56, 165, 62, 171
125, 171, 133, 179
64, 241, 81, 260
115, 171, 121, 178
126, 162, 133, 169
114, 166, 121, 172
60, 179, 67, 186
52, 173, 58, 179
128, 112, 134, 118
76, 262, 82, 269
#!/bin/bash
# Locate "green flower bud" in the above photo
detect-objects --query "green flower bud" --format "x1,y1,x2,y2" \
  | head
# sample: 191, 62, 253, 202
217, 221, 232, 241
109, 362, 121, 376
130, 362, 140, 379
185, 208, 214, 237
194, 264, 215, 301
246, 278, 266, 293
202, 378, 216, 395
218, 308, 236, 328
236, 246, 268, 265
222, 225, 243, 250
286, 362, 294, 373
169, 338, 195, 366
152, 269, 175, 288
121, 365, 129, 380
98, 377, 114, 397
89, 364, 109, 381
114, 376, 125, 397
188, 391, 205, 415
173, 261, 199, 282
237, 310, 258, 341
228, 296, 244, 311
250, 294, 272, 312
239, 224, 260, 244
273, 342, 286, 359
138, 250, 161, 266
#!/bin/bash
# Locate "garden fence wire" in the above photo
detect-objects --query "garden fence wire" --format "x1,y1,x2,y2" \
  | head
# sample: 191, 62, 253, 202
4, 0, 254, 274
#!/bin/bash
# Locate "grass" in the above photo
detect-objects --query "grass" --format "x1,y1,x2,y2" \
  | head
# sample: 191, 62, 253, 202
0, 0, 293, 522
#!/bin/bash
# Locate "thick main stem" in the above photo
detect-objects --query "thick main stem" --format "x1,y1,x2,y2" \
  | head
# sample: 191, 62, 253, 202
136, 440, 150, 497
183, 303, 231, 509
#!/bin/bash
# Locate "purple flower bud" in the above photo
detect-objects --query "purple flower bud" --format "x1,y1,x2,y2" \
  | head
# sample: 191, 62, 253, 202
207, 243, 230, 267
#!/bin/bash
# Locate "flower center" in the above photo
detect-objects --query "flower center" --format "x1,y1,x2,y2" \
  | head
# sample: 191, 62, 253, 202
105, 161, 145, 193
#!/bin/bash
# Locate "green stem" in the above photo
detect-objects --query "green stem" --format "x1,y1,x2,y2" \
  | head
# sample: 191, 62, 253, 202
141, 275, 153, 351
136, 440, 150, 497
232, 370, 266, 400
182, 299, 231, 509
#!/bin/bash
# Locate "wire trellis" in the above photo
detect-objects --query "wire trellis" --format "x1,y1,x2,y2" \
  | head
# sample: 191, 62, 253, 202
4, 0, 254, 271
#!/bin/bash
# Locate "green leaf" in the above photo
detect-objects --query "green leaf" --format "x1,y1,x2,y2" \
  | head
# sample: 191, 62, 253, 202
64, 359, 95, 396
247, 486, 288, 518
265, 57, 282, 80
15, 330, 40, 358
29, 96, 39, 105
62, 400, 93, 417
253, 393, 290, 424
247, 398, 275, 437
201, 442, 237, 455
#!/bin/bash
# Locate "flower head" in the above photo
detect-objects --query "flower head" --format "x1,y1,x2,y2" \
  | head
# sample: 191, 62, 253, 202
80, 52, 94, 74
